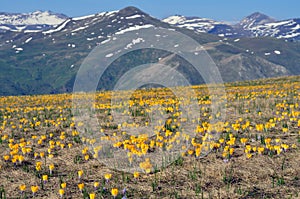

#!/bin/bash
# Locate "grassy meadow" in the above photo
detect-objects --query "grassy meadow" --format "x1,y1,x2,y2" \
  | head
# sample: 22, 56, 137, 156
0, 76, 300, 198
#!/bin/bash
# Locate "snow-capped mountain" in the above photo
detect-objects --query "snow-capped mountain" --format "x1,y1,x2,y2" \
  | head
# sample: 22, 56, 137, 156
237, 12, 300, 39
240, 18, 300, 39
164, 12, 300, 41
162, 15, 223, 33
0, 10, 68, 32
0, 6, 299, 96
163, 15, 241, 38
1, 9, 299, 40
238, 12, 275, 29
0, 10, 68, 25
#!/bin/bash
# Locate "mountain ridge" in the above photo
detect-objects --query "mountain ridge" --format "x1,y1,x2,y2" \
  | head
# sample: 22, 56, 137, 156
164, 12, 300, 41
0, 6, 299, 96
1, 9, 299, 40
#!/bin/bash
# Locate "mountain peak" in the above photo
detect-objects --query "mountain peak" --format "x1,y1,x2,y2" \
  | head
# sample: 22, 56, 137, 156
247, 12, 271, 19
118, 6, 145, 16
239, 12, 275, 29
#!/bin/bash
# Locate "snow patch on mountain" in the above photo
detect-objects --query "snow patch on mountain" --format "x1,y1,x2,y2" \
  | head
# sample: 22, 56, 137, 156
71, 25, 89, 33
115, 24, 154, 35
42, 19, 71, 34
163, 15, 222, 33
25, 37, 32, 43
126, 14, 142, 19
274, 50, 281, 55
73, 14, 96, 21
0, 11, 67, 25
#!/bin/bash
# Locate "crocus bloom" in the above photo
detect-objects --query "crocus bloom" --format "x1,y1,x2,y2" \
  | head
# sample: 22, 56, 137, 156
89, 193, 96, 199
3, 155, 10, 161
78, 170, 84, 179
111, 188, 118, 198
61, 182, 66, 189
49, 164, 54, 175
19, 184, 26, 192
42, 175, 48, 183
93, 182, 99, 190
36, 161, 42, 171
133, 171, 139, 179
104, 173, 112, 181
78, 183, 84, 192
59, 189, 64, 198
31, 185, 39, 195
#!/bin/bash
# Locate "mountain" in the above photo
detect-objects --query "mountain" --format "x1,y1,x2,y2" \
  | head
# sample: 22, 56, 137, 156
0, 6, 300, 96
163, 15, 224, 33
164, 12, 300, 41
238, 12, 275, 29
0, 10, 68, 33
237, 12, 300, 40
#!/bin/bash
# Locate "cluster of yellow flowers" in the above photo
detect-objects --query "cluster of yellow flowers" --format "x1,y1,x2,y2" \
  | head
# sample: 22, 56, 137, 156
0, 78, 299, 197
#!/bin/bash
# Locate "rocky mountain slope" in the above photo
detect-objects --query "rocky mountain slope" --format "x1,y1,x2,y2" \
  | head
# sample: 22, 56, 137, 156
0, 7, 299, 96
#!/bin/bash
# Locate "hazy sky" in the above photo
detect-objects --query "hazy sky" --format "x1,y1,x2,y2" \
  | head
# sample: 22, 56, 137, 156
1, 0, 299, 22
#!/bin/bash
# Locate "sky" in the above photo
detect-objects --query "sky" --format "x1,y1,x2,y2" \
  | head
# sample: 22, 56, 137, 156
1, 0, 299, 23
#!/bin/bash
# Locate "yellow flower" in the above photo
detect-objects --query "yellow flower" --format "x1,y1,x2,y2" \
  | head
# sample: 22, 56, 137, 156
59, 189, 64, 197
89, 193, 96, 199
34, 152, 38, 159
49, 163, 54, 174
111, 188, 118, 197
3, 155, 10, 161
195, 147, 201, 157
19, 184, 26, 192
36, 161, 42, 171
257, 147, 265, 154
78, 170, 84, 179
264, 138, 271, 145
82, 148, 88, 155
240, 138, 248, 145
40, 152, 45, 158
78, 183, 84, 191
42, 175, 48, 182
222, 152, 228, 158
104, 173, 112, 181
246, 153, 252, 159
93, 182, 99, 188
187, 149, 194, 155
61, 182, 66, 189
133, 171, 140, 178
31, 185, 39, 194
281, 144, 289, 151
139, 159, 152, 173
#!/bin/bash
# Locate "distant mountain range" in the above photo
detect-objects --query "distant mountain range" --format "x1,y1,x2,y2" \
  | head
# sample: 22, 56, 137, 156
163, 12, 300, 41
0, 7, 299, 96
0, 11, 67, 33
1, 9, 299, 40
